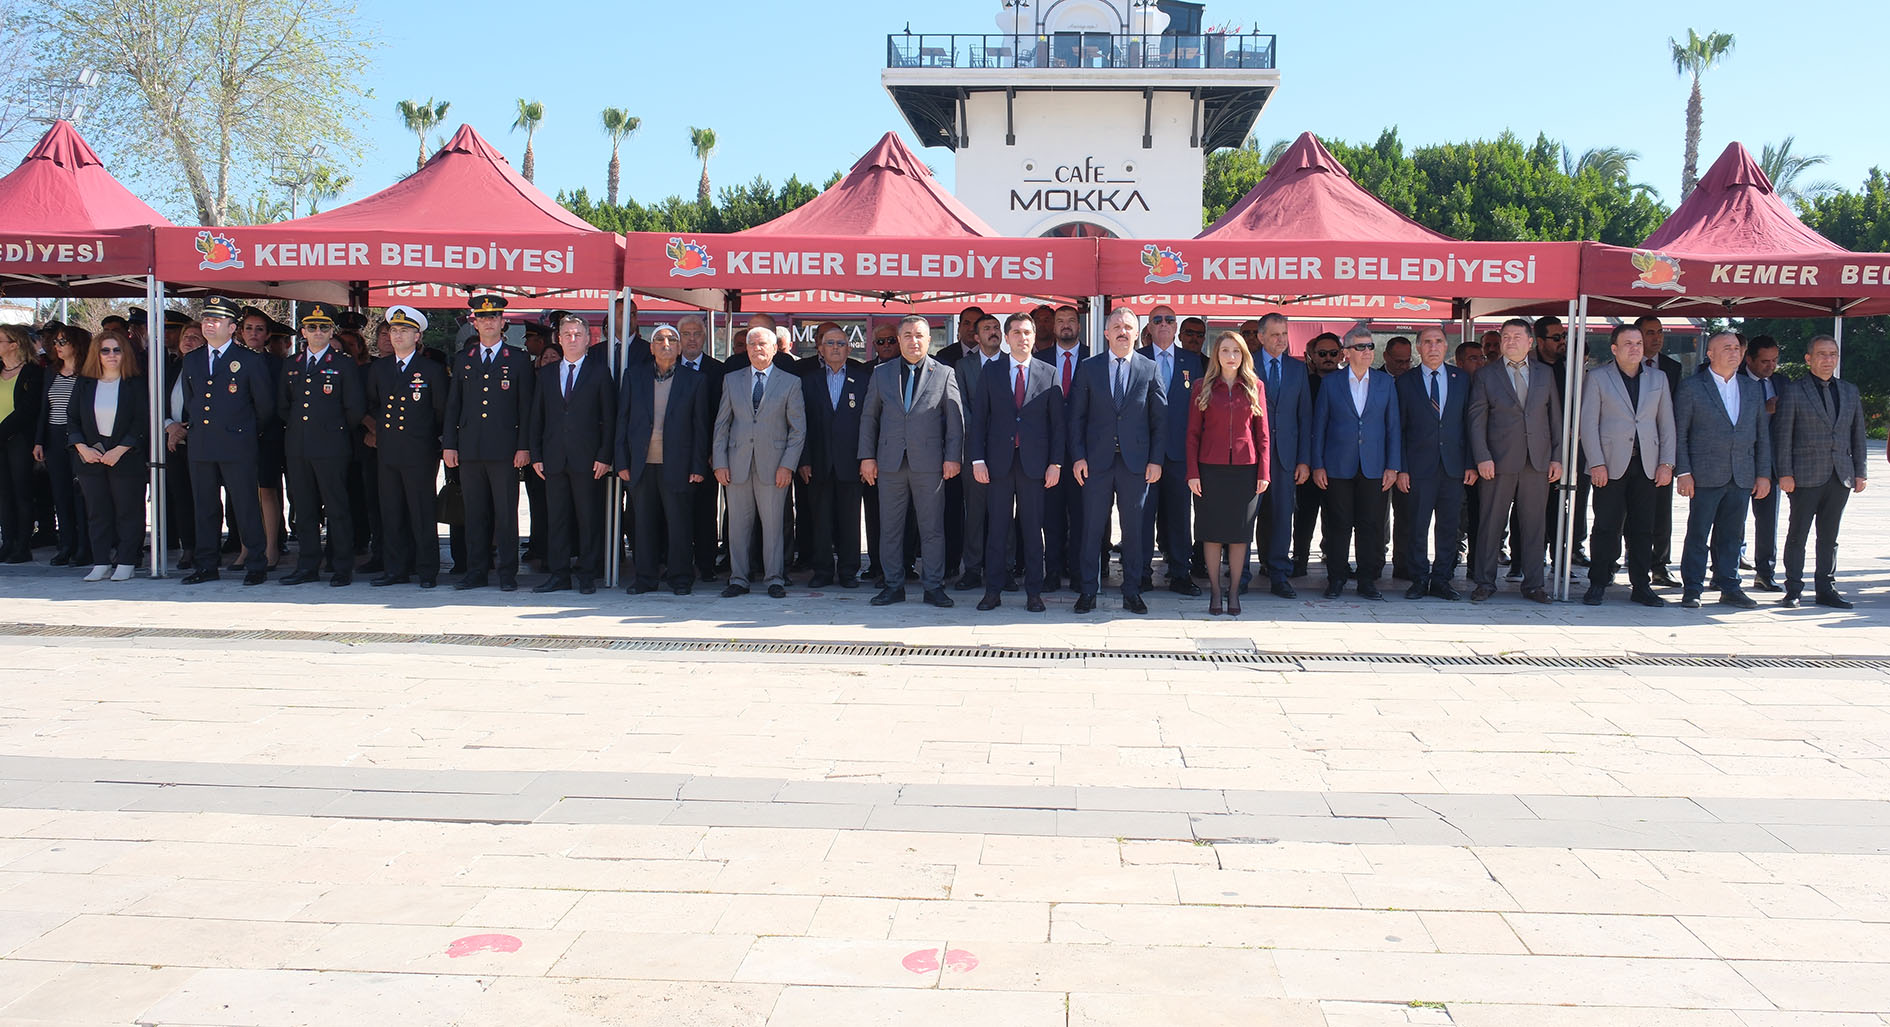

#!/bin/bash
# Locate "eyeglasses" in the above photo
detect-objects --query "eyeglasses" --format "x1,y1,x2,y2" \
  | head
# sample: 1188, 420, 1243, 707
1543, 333, 1567, 342
1149, 315, 1176, 324
1345, 343, 1375, 352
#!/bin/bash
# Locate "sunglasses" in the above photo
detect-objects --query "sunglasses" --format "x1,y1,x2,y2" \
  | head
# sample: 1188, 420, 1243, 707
1543, 333, 1567, 342
1149, 315, 1177, 324
99, 347, 122, 354
1345, 343, 1375, 351
1312, 350, 1340, 358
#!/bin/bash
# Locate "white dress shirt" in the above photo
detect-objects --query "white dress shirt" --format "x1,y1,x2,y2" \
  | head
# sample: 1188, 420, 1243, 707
1347, 367, 1371, 416
1711, 368, 1741, 423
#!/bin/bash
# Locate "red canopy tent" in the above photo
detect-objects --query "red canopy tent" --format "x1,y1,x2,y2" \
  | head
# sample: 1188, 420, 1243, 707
0, 120, 170, 297
154, 124, 623, 306
624, 132, 1098, 317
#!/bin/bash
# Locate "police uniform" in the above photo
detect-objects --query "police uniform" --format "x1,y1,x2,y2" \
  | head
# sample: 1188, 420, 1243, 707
443, 295, 536, 590
280, 303, 366, 586
368, 306, 448, 587
179, 296, 275, 584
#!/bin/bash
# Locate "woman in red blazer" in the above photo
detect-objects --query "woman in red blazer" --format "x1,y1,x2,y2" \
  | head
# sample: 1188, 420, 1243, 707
1187, 331, 1270, 615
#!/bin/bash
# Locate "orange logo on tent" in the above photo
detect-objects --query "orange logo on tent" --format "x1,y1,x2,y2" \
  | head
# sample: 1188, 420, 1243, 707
1630, 250, 1684, 293
194, 231, 244, 271
666, 237, 714, 278
1393, 297, 1433, 312
1140, 244, 1190, 285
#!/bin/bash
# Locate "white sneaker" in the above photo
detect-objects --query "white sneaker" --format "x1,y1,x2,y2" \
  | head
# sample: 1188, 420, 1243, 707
111, 564, 134, 581
84, 565, 110, 582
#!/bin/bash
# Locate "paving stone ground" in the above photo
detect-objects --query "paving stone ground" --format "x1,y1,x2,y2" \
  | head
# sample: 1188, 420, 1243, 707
1, 458, 1888, 1025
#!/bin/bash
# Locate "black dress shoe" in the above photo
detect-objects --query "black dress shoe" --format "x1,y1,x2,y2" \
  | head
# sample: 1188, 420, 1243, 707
954, 572, 983, 591
671, 583, 691, 596
175, 554, 194, 570
454, 575, 487, 591
181, 568, 220, 585
720, 583, 749, 598
1718, 589, 1758, 609
1404, 582, 1428, 600
499, 579, 518, 592
1815, 591, 1854, 610
1470, 585, 1497, 602
578, 580, 597, 595
533, 577, 571, 594
49, 553, 70, 567
807, 574, 834, 589
1357, 585, 1384, 601
1169, 578, 1201, 597
1522, 588, 1552, 604
1026, 594, 1045, 613
279, 569, 318, 585
1322, 580, 1344, 600
1752, 577, 1782, 593
977, 592, 1001, 611
1629, 589, 1667, 608
1430, 583, 1462, 601
1583, 585, 1607, 606
923, 588, 955, 608
767, 583, 787, 598
870, 586, 906, 606
418, 577, 436, 589
1073, 593, 1096, 613
1680, 594, 1702, 609
370, 574, 408, 587
1271, 581, 1297, 600
329, 573, 352, 588
1122, 594, 1148, 614
1779, 594, 1801, 609
838, 577, 860, 589
628, 583, 655, 594
1651, 569, 1678, 587
242, 570, 267, 586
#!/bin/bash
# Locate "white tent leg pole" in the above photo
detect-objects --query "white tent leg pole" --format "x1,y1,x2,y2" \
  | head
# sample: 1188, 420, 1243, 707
1550, 299, 1574, 599
1559, 296, 1589, 601
147, 277, 168, 579
1834, 315, 1844, 379
604, 290, 623, 589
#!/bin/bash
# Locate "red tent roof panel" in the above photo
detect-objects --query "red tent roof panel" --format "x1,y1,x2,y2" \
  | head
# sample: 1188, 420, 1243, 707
744, 132, 996, 238
0, 120, 172, 234
1199, 132, 1450, 244
1641, 142, 1840, 256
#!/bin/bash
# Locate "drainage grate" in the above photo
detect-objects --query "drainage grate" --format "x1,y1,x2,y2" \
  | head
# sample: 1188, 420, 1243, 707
1, 620, 1885, 674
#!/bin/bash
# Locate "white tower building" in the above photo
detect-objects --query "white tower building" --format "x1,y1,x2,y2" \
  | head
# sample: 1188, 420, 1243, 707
883, 0, 1279, 239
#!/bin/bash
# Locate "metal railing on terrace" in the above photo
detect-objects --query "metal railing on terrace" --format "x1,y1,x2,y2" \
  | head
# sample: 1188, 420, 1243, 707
886, 32, 1277, 71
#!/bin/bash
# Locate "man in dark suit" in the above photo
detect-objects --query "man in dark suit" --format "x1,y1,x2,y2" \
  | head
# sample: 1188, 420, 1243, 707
366, 307, 448, 588
862, 322, 903, 585
1467, 318, 1563, 604
798, 324, 870, 589
161, 321, 202, 566
969, 312, 1065, 612
1244, 312, 1311, 598
443, 294, 536, 592
1069, 307, 1166, 614
1740, 335, 1782, 590
1638, 315, 1684, 585
1311, 326, 1402, 600
529, 314, 615, 594
1674, 331, 1771, 609
952, 313, 1006, 591
861, 314, 964, 607
1395, 326, 1474, 601
676, 314, 724, 581
1036, 304, 1086, 592
1294, 332, 1343, 576
177, 296, 274, 585
617, 324, 710, 595
1579, 325, 1676, 607
279, 303, 365, 587
1773, 334, 1866, 609
933, 306, 986, 369
1138, 304, 1206, 597
1531, 316, 1588, 571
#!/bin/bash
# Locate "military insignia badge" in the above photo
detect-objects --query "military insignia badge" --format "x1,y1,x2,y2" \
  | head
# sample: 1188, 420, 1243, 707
322, 383, 334, 395
228, 383, 238, 393
229, 360, 241, 372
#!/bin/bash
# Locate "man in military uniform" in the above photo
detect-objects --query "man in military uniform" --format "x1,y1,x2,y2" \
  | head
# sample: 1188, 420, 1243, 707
278, 303, 366, 586
366, 306, 448, 588
178, 296, 275, 585
443, 294, 535, 591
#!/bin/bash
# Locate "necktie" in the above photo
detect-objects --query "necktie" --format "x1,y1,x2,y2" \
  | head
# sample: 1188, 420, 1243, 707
1429, 369, 1441, 415
1267, 357, 1279, 397
1113, 357, 1126, 405
206, 349, 216, 378
751, 370, 765, 411
1061, 351, 1074, 396
902, 363, 917, 411
564, 363, 575, 400
1013, 365, 1027, 448
1818, 378, 1834, 419
483, 348, 493, 367
1509, 361, 1528, 404
307, 354, 317, 374
1159, 349, 1170, 386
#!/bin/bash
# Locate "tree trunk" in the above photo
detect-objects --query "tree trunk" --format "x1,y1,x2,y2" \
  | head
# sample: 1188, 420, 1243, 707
522, 136, 535, 183
607, 149, 620, 207
417, 132, 427, 171
1682, 77, 1703, 201
697, 162, 710, 206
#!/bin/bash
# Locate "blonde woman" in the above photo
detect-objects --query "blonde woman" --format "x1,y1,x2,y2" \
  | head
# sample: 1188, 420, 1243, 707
69, 334, 148, 581
1186, 331, 1270, 615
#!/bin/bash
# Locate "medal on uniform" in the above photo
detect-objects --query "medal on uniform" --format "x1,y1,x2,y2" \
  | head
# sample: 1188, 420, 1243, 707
323, 383, 333, 394
229, 360, 241, 372
848, 394, 856, 408
500, 379, 510, 390
1183, 370, 1191, 387
228, 383, 238, 393
412, 391, 422, 401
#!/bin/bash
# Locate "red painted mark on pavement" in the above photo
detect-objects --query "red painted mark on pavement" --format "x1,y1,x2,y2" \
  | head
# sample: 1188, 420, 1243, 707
903, 947, 978, 974
446, 934, 521, 958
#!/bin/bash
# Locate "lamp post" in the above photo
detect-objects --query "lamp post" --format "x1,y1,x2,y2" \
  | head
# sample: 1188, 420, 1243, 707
268, 144, 327, 329
28, 67, 101, 126
997, 0, 1030, 68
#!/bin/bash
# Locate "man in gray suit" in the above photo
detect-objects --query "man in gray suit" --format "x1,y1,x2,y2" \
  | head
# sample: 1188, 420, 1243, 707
861, 314, 965, 607
1773, 335, 1866, 609
1674, 331, 1771, 609
713, 327, 807, 599
1467, 318, 1564, 604
1579, 325, 1675, 607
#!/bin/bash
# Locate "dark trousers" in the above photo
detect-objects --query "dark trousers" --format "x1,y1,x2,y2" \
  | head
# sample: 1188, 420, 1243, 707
1475, 469, 1549, 590
1042, 472, 1084, 586
1406, 471, 1465, 586
792, 476, 815, 569
1652, 482, 1675, 572
688, 478, 718, 577
189, 455, 264, 572
350, 447, 382, 564
460, 459, 520, 580
1293, 478, 1322, 572
1322, 473, 1388, 587
378, 459, 439, 580
806, 468, 863, 582
631, 469, 694, 590
986, 463, 1046, 595
523, 471, 547, 560
1079, 463, 1148, 598
44, 437, 88, 561
1588, 459, 1657, 590
1241, 459, 1295, 588
543, 467, 603, 583
879, 468, 946, 592
1389, 485, 1416, 578
73, 457, 144, 566
1681, 483, 1750, 596
1783, 477, 1849, 597
1750, 487, 1779, 582
943, 474, 964, 577
959, 473, 989, 579
0, 432, 32, 556
165, 443, 194, 552
1142, 456, 1191, 582
287, 454, 352, 575
1546, 450, 1591, 557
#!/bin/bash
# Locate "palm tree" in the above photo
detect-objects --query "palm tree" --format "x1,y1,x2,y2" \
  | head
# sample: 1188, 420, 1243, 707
1758, 136, 1840, 209
513, 99, 546, 182
688, 126, 717, 205
395, 98, 450, 171
304, 167, 353, 215
1669, 29, 1735, 200
1240, 135, 1291, 167
600, 108, 641, 206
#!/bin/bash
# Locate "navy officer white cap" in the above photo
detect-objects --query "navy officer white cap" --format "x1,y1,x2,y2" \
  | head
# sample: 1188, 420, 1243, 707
385, 305, 429, 331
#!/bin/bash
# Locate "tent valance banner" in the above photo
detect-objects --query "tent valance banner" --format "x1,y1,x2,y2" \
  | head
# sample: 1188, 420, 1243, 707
1577, 242, 1890, 316
1098, 239, 1580, 300
624, 232, 1100, 298
158, 228, 620, 289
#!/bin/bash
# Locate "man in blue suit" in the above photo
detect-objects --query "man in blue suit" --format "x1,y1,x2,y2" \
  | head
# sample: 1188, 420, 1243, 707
1035, 304, 1087, 592
1069, 307, 1166, 614
969, 312, 1066, 613
1137, 304, 1205, 596
1395, 326, 1475, 600
1674, 331, 1771, 609
178, 296, 276, 586
1311, 326, 1401, 600
1243, 312, 1311, 599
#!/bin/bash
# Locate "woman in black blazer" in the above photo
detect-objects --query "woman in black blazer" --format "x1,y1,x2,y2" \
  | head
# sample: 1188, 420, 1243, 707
36, 326, 93, 567
69, 336, 148, 581
0, 325, 44, 563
